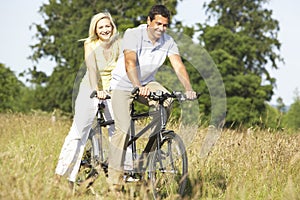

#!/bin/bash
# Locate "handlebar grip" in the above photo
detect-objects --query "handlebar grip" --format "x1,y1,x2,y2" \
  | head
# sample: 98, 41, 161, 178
90, 90, 97, 98
186, 92, 201, 100
131, 87, 140, 95
90, 91, 111, 99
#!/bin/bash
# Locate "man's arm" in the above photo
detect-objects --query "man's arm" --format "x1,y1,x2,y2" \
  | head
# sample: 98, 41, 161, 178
169, 54, 196, 99
124, 50, 141, 87
124, 49, 150, 96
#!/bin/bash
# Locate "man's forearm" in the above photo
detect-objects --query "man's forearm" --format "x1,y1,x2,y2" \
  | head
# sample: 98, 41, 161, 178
175, 68, 193, 91
126, 66, 141, 87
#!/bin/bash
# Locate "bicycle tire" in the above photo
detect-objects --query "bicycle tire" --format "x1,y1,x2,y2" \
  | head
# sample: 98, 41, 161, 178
148, 131, 188, 199
76, 135, 97, 187
76, 126, 110, 187
90, 126, 110, 168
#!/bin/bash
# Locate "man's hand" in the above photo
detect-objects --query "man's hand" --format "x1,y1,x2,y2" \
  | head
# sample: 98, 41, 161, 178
185, 90, 197, 100
138, 86, 151, 97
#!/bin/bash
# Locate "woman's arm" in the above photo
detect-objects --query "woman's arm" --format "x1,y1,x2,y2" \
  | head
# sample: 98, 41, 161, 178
84, 42, 99, 91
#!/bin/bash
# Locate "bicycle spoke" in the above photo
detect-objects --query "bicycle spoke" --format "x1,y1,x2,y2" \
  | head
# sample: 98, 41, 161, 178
149, 132, 188, 199
77, 126, 110, 187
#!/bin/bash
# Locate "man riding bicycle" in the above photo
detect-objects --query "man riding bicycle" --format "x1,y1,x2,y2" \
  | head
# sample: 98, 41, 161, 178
108, 4, 197, 190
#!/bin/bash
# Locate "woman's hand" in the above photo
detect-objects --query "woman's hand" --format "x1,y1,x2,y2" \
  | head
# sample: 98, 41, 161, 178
97, 90, 108, 100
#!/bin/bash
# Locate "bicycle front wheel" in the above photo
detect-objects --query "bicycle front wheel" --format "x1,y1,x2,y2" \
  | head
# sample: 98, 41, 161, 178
76, 135, 97, 187
148, 131, 188, 199
76, 127, 109, 187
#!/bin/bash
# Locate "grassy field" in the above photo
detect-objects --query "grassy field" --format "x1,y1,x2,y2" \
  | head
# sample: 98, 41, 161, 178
0, 113, 299, 200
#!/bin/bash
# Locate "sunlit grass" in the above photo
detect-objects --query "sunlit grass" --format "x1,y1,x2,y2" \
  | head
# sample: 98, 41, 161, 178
0, 113, 299, 199
186, 128, 300, 200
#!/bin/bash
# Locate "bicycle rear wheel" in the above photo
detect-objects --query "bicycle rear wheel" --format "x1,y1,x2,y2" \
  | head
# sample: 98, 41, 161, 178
148, 131, 188, 199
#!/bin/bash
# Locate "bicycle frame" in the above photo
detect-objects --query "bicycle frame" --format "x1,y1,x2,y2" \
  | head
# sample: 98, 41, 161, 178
90, 101, 113, 166
82, 89, 197, 198
127, 93, 171, 174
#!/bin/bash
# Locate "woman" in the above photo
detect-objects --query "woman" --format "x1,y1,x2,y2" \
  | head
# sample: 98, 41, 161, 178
55, 12, 120, 186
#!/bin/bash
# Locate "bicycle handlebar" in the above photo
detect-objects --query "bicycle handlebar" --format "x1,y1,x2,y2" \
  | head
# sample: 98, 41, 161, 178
90, 88, 200, 101
131, 87, 201, 101
90, 90, 111, 99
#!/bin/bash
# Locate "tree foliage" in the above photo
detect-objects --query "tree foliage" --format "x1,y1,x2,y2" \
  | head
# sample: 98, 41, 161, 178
25, 0, 286, 129
283, 100, 300, 132
283, 89, 300, 131
197, 0, 282, 127
0, 64, 36, 112
0, 64, 23, 112
30, 0, 179, 113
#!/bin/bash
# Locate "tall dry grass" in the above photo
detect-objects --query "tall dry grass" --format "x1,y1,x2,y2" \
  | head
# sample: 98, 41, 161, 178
0, 113, 299, 199
186, 128, 300, 200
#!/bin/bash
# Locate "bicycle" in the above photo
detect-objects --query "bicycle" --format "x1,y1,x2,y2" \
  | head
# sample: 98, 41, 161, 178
76, 92, 112, 189
77, 88, 200, 199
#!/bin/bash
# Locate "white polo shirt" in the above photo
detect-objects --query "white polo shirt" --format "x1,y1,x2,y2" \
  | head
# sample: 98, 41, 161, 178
110, 24, 179, 91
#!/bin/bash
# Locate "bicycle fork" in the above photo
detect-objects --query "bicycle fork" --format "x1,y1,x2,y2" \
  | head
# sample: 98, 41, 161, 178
92, 105, 105, 165
156, 104, 169, 173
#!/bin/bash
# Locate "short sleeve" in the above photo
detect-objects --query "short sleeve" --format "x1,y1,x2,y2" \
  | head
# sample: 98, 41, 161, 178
122, 28, 138, 52
167, 38, 180, 57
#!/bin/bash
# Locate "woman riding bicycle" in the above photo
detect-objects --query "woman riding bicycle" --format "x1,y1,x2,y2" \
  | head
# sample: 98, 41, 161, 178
55, 12, 120, 188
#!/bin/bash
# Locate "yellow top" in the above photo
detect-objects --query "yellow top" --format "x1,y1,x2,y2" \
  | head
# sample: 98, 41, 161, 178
87, 39, 120, 90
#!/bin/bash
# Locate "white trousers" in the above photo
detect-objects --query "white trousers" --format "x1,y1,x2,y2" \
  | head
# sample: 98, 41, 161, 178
55, 82, 114, 182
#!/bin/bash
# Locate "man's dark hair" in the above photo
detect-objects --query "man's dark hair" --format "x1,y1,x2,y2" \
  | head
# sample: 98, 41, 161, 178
148, 5, 170, 21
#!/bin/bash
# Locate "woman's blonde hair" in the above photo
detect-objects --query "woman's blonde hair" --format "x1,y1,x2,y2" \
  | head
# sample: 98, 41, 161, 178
81, 12, 118, 44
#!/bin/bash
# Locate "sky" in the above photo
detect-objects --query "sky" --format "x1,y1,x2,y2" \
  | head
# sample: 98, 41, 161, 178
1, 0, 299, 106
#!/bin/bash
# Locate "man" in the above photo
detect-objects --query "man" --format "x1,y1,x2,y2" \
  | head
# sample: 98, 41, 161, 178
108, 4, 197, 188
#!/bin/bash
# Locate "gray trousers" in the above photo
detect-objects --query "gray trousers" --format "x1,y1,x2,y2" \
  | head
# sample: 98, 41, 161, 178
107, 81, 172, 185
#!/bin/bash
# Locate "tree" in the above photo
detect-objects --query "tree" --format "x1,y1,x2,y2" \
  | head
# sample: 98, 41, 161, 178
30, 0, 179, 113
284, 100, 300, 132
283, 88, 300, 131
196, 0, 282, 127
276, 97, 286, 113
262, 103, 283, 130
0, 64, 26, 112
